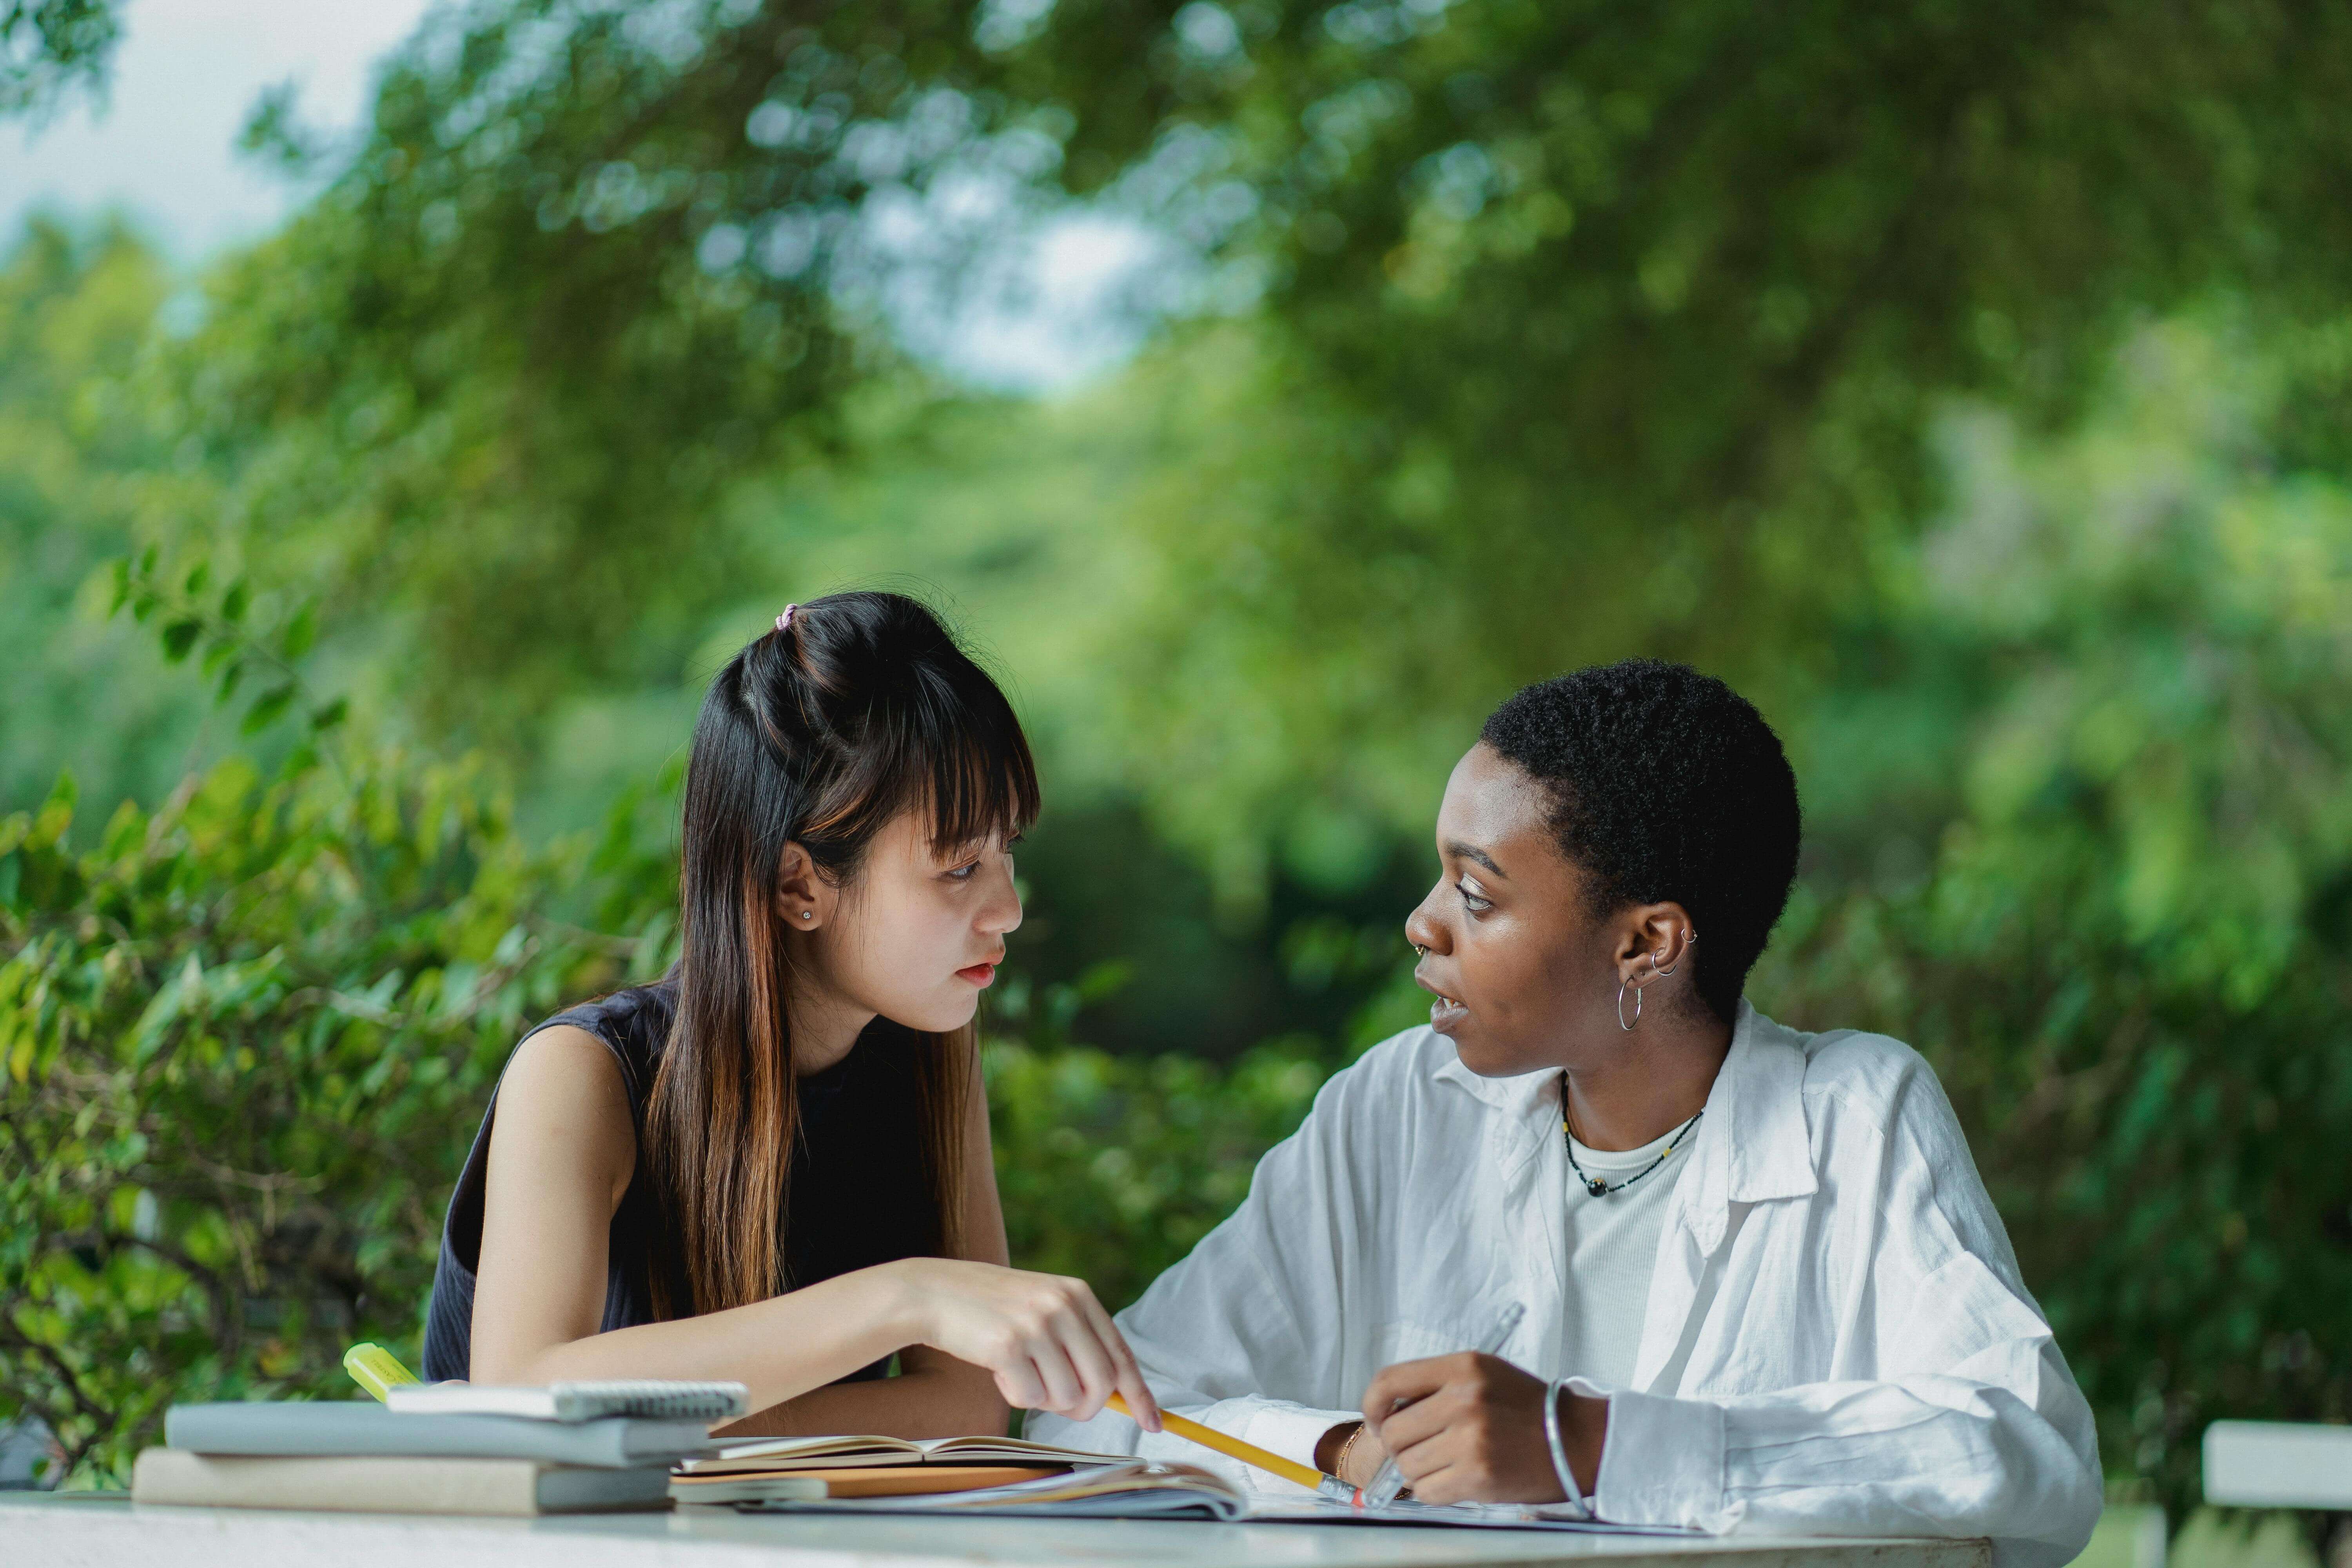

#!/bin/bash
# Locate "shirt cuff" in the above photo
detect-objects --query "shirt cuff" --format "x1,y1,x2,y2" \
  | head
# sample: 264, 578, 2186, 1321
1241, 1404, 1360, 1495
1570, 1378, 1736, 1531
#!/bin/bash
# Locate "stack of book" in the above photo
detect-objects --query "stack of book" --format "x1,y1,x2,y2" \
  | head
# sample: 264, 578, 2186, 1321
132, 1380, 747, 1516
671, 1432, 1247, 1520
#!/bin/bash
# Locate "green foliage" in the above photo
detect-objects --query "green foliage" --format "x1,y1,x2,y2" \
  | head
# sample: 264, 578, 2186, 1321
0, 742, 675, 1484
0, 218, 228, 823
156, 0, 1066, 744
985, 971, 1326, 1311
991, 0, 2352, 883
11, 0, 2352, 1527
1750, 323, 2352, 1518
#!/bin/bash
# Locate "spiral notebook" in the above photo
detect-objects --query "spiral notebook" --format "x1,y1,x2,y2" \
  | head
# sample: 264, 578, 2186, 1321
386, 1380, 748, 1423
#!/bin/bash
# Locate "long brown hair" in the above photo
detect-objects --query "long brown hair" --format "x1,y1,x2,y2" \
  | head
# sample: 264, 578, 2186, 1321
644, 591, 1039, 1319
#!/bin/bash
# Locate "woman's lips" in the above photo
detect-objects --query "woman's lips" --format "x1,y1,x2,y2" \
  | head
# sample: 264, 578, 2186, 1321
1414, 969, 1468, 1033
956, 962, 998, 987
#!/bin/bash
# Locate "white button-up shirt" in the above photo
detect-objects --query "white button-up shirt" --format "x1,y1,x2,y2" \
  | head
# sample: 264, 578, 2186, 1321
1029, 1004, 2102, 1567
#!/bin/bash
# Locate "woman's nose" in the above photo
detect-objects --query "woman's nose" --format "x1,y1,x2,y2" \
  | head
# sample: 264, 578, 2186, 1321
982, 860, 1023, 936
1404, 891, 1446, 955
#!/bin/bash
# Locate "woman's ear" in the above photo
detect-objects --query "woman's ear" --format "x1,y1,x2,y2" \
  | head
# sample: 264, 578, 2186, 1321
775, 842, 837, 931
1616, 903, 1698, 985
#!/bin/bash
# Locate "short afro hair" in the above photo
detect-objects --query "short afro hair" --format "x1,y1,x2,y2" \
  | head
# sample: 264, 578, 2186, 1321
1479, 659, 1800, 1024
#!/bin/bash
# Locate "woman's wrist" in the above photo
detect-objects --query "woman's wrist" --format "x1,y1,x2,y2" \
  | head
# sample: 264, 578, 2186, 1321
1314, 1420, 1363, 1480
1559, 1389, 1606, 1497
866, 1257, 934, 1348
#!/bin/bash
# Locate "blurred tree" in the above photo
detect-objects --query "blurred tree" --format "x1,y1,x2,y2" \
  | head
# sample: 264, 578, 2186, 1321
0, 0, 117, 117
1755, 320, 2352, 1519
987, 0, 2352, 902
169, 0, 1056, 744
0, 219, 221, 821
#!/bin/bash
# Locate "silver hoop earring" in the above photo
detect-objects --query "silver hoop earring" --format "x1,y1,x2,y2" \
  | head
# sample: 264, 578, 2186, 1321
1617, 976, 1641, 1031
1653, 929, 1696, 976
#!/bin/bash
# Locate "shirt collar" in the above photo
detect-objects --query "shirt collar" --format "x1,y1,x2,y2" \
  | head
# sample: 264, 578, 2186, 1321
1428, 998, 1818, 1250
1681, 1000, 1817, 1251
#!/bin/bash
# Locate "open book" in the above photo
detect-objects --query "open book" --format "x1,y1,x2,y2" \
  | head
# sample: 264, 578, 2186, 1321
679, 1432, 1116, 1477
687, 1459, 1246, 1521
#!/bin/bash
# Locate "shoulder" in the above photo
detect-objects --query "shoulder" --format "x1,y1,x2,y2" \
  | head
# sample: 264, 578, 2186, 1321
493, 1025, 637, 1196
1296, 1025, 1482, 1136
1774, 1016, 1957, 1134
1763, 1012, 1987, 1205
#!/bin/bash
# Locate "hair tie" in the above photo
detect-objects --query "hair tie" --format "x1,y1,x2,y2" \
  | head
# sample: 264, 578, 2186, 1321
775, 604, 798, 635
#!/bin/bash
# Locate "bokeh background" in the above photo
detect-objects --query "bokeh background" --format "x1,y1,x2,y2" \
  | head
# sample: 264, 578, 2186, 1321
5, 2, 2352, 1559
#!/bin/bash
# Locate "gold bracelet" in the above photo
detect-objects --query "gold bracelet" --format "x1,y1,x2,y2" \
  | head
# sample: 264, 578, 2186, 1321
1335, 1422, 1364, 1481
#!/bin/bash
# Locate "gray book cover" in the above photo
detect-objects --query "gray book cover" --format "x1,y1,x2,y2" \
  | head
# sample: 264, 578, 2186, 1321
165, 1402, 711, 1467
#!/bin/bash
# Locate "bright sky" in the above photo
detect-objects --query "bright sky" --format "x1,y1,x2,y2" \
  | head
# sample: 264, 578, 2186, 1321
0, 0, 1162, 390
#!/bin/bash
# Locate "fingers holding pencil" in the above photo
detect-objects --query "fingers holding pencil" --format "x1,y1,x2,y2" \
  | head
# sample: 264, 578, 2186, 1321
1078, 1292, 1162, 1432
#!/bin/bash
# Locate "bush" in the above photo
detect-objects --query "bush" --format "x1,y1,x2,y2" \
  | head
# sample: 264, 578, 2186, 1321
0, 747, 670, 1484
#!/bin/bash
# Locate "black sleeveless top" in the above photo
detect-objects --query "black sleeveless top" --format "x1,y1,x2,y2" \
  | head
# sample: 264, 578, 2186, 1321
421, 975, 941, 1383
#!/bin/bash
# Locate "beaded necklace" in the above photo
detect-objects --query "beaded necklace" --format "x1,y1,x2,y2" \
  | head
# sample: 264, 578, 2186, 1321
1561, 1074, 1704, 1198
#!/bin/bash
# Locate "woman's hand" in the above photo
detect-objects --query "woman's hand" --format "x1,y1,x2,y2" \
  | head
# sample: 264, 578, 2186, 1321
1361, 1352, 1604, 1504
887, 1258, 1162, 1431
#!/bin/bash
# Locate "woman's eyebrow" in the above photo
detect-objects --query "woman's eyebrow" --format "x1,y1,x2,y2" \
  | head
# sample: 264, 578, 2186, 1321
1445, 840, 1508, 879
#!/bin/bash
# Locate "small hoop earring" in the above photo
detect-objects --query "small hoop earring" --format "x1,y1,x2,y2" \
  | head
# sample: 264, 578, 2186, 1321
1654, 928, 1696, 976
1617, 976, 1641, 1031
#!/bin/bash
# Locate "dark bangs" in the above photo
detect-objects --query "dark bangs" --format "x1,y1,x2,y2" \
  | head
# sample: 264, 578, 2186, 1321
787, 600, 1040, 873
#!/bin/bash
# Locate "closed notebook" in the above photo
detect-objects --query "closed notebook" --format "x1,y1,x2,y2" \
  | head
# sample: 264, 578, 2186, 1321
131, 1449, 671, 1515
386, 1379, 747, 1423
165, 1402, 712, 1467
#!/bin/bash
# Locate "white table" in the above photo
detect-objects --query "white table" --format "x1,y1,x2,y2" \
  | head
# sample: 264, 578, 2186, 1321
1, 1493, 1987, 1568
2203, 1420, 2352, 1509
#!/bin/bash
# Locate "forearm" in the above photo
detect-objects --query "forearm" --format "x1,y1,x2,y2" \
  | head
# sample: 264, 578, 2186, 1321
500, 1263, 917, 1411
1589, 1370, 2100, 1547
717, 1359, 1007, 1441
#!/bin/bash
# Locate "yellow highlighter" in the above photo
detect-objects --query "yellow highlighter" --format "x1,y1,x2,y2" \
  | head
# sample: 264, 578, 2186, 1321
343, 1342, 422, 1403
1107, 1392, 1345, 1497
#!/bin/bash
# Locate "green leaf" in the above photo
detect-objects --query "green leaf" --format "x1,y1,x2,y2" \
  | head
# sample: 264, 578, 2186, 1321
243, 684, 298, 734
107, 558, 132, 616
160, 619, 202, 663
309, 697, 348, 732
281, 603, 319, 662
184, 562, 210, 597
221, 581, 250, 625
215, 659, 245, 704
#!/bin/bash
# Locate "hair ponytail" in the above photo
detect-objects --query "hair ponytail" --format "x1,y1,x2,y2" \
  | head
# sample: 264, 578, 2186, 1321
644, 592, 1038, 1319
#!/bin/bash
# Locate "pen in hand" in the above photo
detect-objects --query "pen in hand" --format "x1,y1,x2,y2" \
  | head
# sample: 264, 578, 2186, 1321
1359, 1301, 1527, 1508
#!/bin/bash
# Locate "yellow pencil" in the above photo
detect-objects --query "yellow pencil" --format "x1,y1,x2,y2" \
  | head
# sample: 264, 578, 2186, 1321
1106, 1392, 1328, 1492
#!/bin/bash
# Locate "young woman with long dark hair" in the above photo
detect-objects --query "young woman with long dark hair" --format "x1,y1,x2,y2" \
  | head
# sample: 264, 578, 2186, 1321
421, 592, 1161, 1438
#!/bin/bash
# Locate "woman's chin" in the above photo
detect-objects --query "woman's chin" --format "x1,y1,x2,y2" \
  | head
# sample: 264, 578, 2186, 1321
883, 994, 982, 1036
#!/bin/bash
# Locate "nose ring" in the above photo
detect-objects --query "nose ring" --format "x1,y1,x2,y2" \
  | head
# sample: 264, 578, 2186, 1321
1412, 943, 1428, 958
